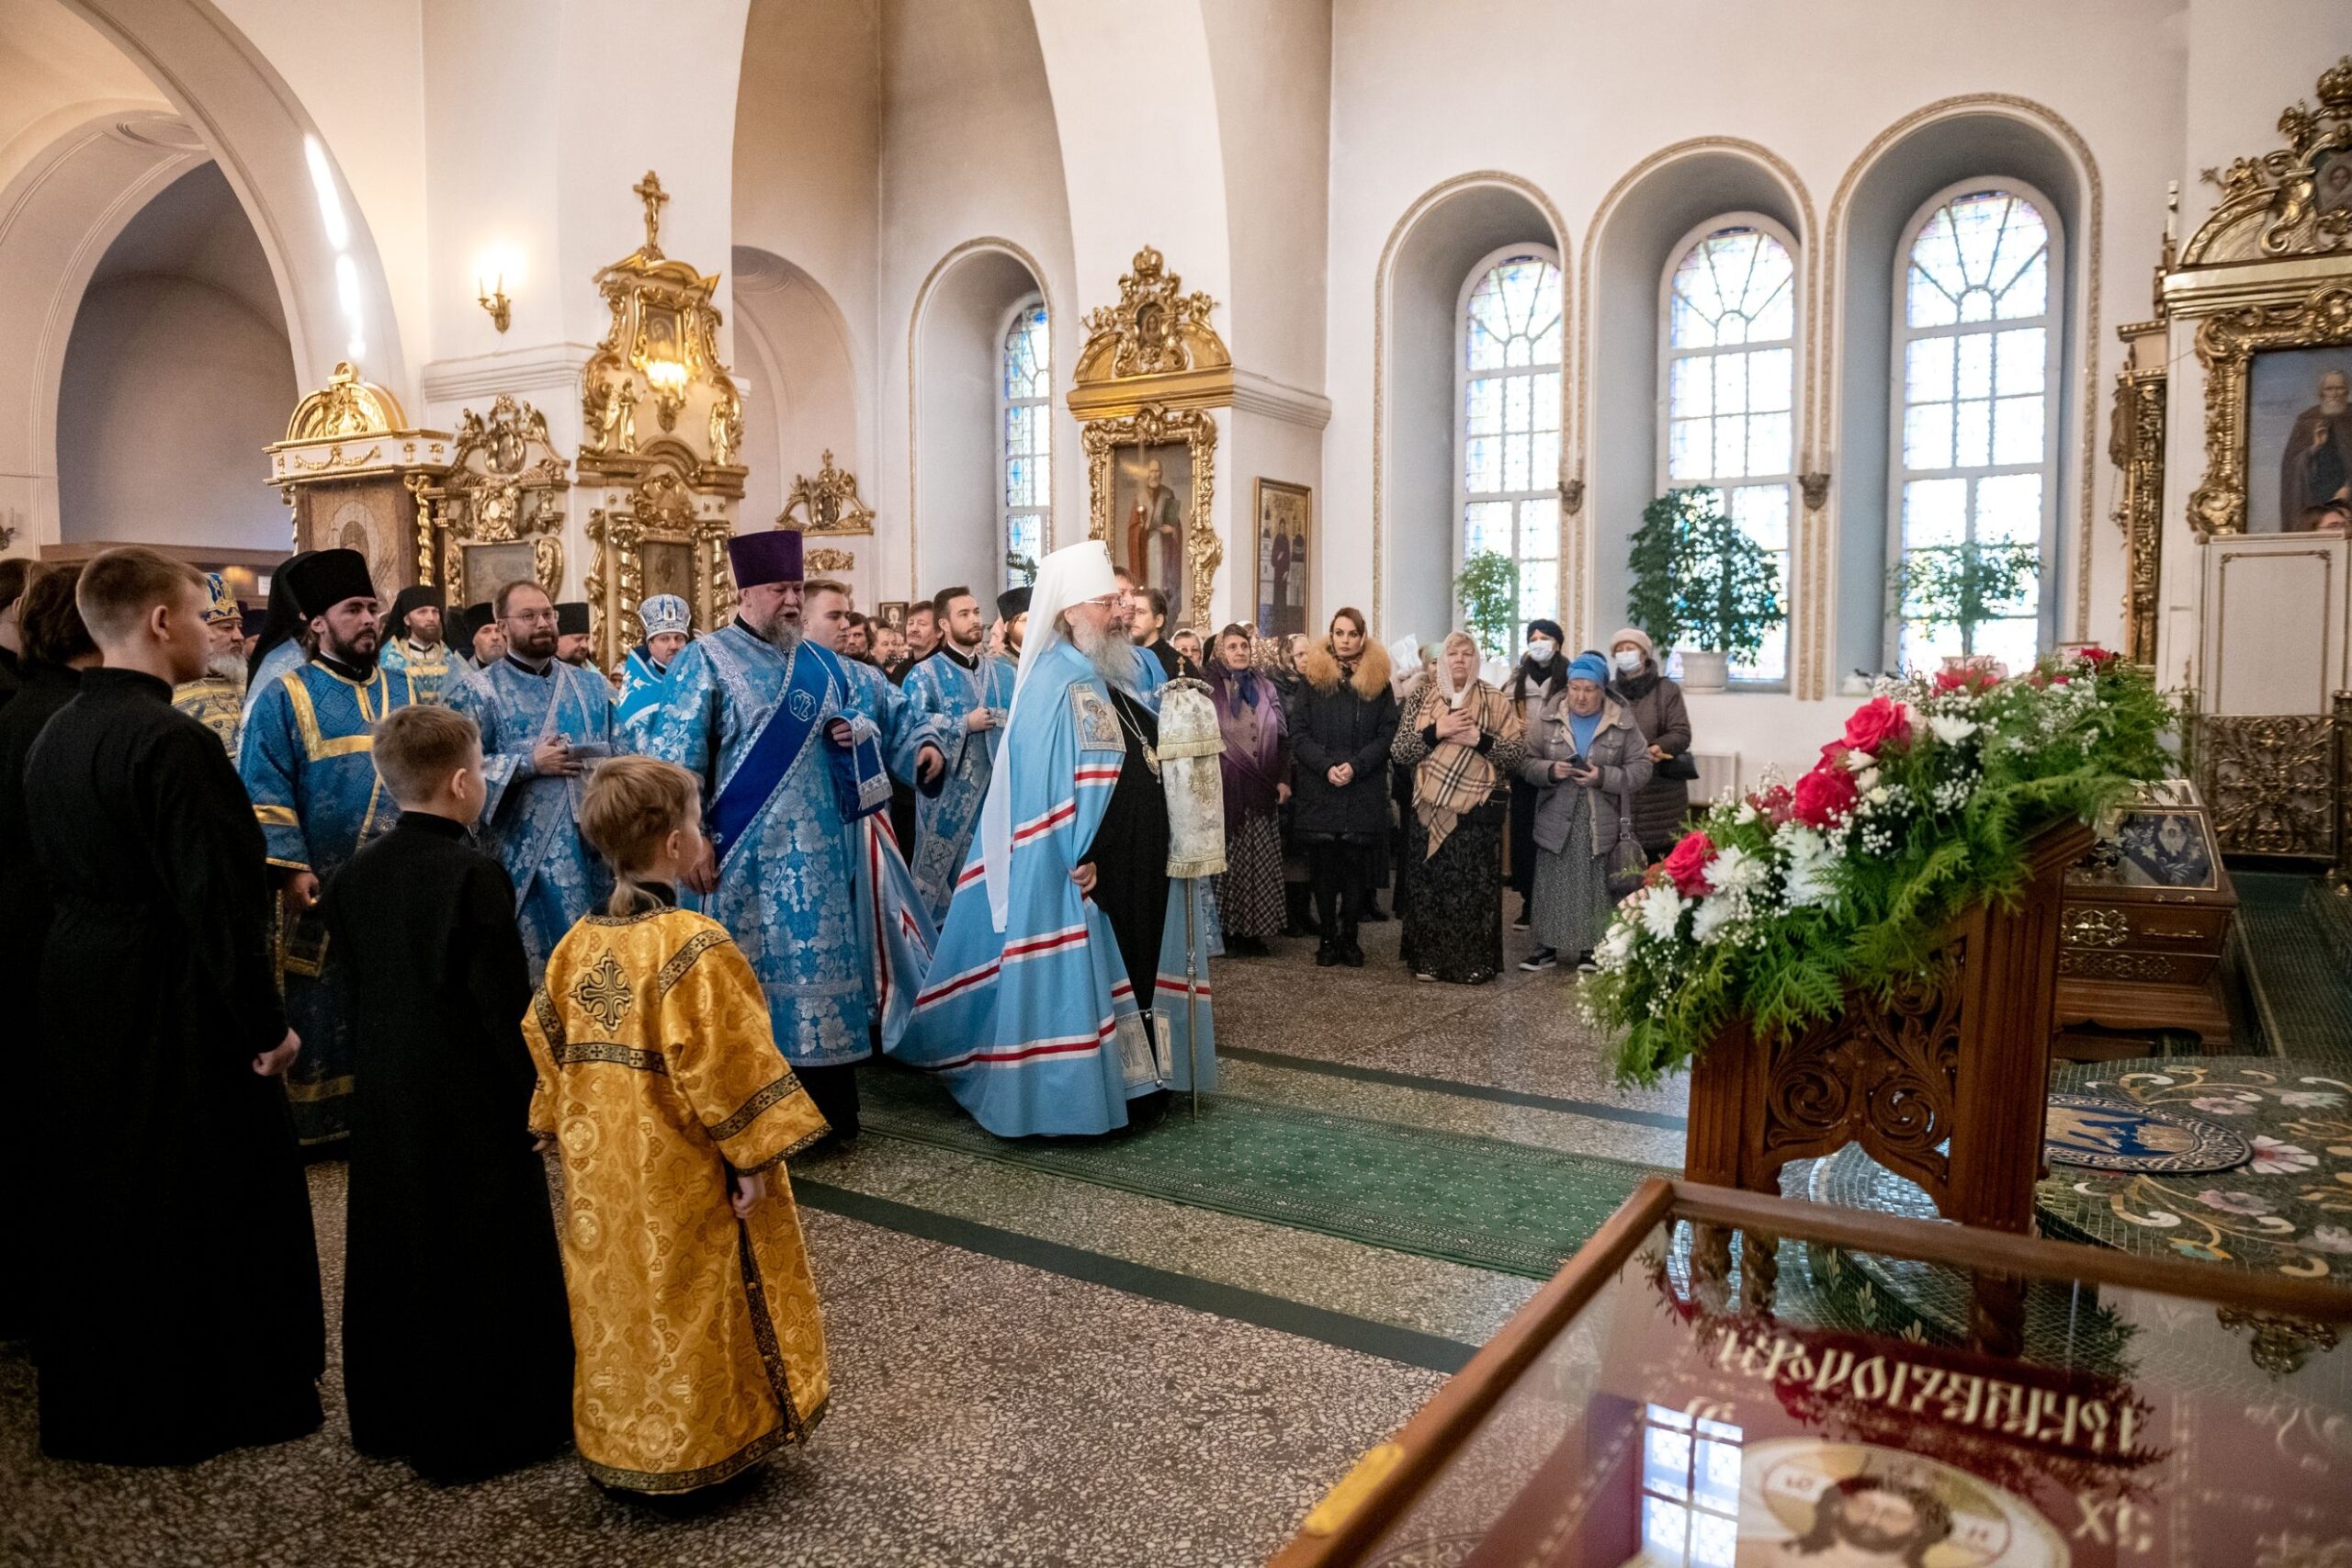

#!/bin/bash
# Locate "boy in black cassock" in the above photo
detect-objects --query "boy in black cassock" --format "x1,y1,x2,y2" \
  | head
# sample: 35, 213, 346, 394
322, 704, 572, 1480
27, 547, 322, 1463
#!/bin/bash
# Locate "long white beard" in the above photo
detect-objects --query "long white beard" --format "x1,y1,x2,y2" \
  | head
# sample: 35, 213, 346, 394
1069, 616, 1132, 692
207, 649, 248, 684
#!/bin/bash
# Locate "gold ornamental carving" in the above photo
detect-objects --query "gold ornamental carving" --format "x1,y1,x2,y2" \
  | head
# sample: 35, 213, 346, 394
1067, 246, 1233, 422
1084, 403, 1219, 630
282, 360, 405, 442
2161, 58, 2352, 537
266, 361, 450, 592
584, 470, 734, 667
2199, 712, 2336, 859
2059, 907, 2132, 949
2109, 323, 2166, 666
579, 170, 745, 486
780, 451, 876, 536
413, 394, 570, 609
806, 547, 855, 577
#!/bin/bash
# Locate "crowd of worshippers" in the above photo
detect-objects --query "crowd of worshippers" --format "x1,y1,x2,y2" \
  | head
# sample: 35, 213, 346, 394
0, 531, 1220, 1501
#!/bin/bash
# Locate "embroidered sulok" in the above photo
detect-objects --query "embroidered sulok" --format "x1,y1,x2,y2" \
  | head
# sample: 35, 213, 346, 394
573, 950, 635, 1032
1070, 685, 1125, 753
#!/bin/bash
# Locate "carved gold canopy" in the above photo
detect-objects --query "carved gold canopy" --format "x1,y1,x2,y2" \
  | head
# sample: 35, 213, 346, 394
585, 457, 735, 670
780, 450, 875, 536
2162, 57, 2352, 537
1067, 246, 1233, 421
579, 170, 745, 482
412, 394, 570, 606
266, 361, 450, 491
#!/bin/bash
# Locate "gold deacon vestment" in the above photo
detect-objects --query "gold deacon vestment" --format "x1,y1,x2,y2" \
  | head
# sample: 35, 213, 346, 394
524, 904, 831, 1493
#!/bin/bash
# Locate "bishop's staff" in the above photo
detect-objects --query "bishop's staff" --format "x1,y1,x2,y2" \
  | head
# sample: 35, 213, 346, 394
1153, 674, 1226, 1121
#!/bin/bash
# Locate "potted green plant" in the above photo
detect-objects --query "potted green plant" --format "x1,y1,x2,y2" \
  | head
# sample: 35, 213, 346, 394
1887, 540, 2041, 669
1456, 548, 1520, 658
1625, 487, 1783, 693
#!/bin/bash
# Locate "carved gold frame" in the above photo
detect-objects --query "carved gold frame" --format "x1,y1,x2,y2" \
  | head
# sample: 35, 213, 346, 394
413, 394, 568, 610
584, 462, 737, 670
2109, 321, 2166, 665
2165, 57, 2352, 537
1084, 404, 1219, 626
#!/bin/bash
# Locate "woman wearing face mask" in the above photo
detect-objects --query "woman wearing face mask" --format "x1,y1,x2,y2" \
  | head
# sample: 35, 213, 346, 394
1516, 653, 1652, 972
1604, 627, 1693, 858
1392, 632, 1526, 984
1505, 620, 1566, 931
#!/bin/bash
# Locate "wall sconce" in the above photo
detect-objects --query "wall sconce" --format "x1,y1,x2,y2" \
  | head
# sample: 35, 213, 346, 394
477, 269, 511, 333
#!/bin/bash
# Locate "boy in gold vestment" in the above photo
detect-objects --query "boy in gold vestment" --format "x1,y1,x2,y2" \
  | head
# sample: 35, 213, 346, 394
524, 757, 831, 1496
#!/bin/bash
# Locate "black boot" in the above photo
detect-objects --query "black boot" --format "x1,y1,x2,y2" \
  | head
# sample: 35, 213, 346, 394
1315, 939, 1340, 967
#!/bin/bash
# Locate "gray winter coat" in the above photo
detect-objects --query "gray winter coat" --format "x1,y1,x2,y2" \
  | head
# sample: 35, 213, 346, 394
1514, 696, 1653, 856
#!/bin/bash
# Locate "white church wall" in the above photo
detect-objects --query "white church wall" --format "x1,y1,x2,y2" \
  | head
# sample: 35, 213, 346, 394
1327, 0, 2191, 780
877, 0, 1078, 604
56, 274, 295, 550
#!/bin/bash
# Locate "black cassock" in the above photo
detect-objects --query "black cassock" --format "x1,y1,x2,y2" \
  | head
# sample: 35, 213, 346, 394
25, 667, 323, 1463
321, 810, 573, 1479
0, 662, 81, 1339
1083, 688, 1172, 1026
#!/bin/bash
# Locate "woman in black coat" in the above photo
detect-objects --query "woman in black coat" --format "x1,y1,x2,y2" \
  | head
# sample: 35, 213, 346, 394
1283, 607, 1398, 967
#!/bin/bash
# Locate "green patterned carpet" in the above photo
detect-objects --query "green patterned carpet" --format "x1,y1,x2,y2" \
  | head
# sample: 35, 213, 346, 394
2233, 871, 2352, 1050
860, 1068, 1667, 1280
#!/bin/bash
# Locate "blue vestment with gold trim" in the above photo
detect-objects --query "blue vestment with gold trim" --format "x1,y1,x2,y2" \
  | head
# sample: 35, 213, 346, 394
378, 637, 456, 705
238, 658, 415, 1144
898, 650, 1015, 921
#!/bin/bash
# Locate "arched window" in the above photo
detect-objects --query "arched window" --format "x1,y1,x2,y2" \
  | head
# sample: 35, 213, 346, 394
1457, 247, 1563, 640
1000, 296, 1051, 588
1891, 184, 2061, 672
1659, 218, 1797, 684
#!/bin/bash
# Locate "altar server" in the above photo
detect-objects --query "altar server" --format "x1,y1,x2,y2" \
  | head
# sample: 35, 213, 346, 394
445, 580, 616, 981
639, 529, 945, 1141
377, 585, 454, 705
240, 547, 415, 1145
899, 584, 1015, 919
892, 540, 1214, 1138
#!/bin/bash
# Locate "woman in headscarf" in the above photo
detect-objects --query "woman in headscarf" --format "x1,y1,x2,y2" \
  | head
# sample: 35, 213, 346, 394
1286, 607, 1397, 967
1604, 626, 1694, 858
1517, 652, 1652, 973
1505, 618, 1566, 931
1391, 632, 1525, 984
1205, 625, 1291, 955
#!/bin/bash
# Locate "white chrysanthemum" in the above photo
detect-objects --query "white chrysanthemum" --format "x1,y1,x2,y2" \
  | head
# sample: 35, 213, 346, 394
1702, 844, 1767, 895
1595, 921, 1635, 969
1928, 714, 1978, 744
1777, 824, 1838, 908
1640, 886, 1685, 942
1690, 894, 1742, 946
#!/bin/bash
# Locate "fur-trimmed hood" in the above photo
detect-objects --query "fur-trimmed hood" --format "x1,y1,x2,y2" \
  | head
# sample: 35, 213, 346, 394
1299, 636, 1391, 699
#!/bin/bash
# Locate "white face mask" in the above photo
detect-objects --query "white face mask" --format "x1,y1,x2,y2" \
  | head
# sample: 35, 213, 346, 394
1613, 649, 1644, 673
1524, 638, 1556, 663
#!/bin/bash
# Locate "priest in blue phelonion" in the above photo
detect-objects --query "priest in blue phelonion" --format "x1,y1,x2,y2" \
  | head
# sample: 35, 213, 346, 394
240, 547, 417, 1145
443, 580, 617, 982
890, 539, 1214, 1138
640, 527, 947, 1143
616, 592, 693, 744
375, 585, 455, 705
899, 583, 1017, 920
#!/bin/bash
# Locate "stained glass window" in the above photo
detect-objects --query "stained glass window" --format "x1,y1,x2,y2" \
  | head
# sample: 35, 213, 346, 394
1001, 299, 1051, 589
1459, 251, 1563, 637
1661, 221, 1797, 683
1893, 188, 2057, 671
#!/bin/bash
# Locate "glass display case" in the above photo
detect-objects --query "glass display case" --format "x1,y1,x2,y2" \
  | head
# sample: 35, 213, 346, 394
1272, 1180, 2351, 1567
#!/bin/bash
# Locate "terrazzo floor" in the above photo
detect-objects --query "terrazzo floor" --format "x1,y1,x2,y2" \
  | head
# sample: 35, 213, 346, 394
2, 905, 1685, 1568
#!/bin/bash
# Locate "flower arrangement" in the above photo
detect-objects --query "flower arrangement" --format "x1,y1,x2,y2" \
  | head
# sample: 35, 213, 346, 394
1583, 649, 2177, 1087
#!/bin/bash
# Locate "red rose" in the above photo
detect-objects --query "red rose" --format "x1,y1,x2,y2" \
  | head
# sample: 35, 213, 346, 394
2078, 647, 2119, 669
1792, 761, 1860, 828
1660, 831, 1716, 897
1839, 696, 1913, 756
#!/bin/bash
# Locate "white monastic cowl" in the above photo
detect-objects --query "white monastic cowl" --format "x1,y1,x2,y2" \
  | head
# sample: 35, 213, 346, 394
1155, 675, 1227, 879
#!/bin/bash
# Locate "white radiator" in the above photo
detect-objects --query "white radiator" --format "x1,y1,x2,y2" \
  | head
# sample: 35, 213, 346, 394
1689, 750, 1740, 805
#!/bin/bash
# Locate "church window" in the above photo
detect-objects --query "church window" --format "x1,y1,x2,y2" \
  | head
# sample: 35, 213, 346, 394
1660, 220, 1797, 684
1891, 186, 2060, 671
1001, 297, 1051, 589
1458, 248, 1563, 639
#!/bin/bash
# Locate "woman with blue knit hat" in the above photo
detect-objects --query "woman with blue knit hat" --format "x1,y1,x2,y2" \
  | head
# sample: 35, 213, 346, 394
1514, 649, 1651, 973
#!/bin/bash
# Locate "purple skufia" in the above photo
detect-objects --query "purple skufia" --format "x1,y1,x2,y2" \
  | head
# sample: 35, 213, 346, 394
726, 528, 804, 589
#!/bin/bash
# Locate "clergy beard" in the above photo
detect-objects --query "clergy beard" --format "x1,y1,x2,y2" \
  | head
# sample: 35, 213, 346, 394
1069, 616, 1134, 692
207, 649, 248, 684
322, 630, 379, 678
759, 614, 803, 653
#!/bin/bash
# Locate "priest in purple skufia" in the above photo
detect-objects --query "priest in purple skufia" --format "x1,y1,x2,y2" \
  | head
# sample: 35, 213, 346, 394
638, 527, 944, 1142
